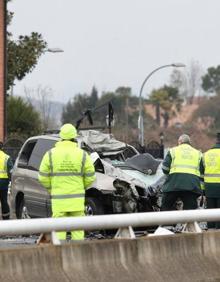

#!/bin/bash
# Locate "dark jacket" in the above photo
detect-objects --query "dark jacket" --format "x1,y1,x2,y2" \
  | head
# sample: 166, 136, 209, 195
204, 143, 220, 198
162, 146, 204, 195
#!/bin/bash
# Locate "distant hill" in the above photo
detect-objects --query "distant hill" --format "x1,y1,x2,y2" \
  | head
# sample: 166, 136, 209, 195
144, 99, 203, 128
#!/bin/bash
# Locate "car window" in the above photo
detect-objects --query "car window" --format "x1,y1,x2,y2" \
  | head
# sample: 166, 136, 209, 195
18, 140, 37, 167
28, 139, 57, 171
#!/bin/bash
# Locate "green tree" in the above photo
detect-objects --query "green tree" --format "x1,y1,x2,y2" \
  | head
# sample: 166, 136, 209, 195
202, 65, 220, 95
149, 85, 181, 127
115, 86, 132, 97
62, 93, 89, 124
62, 87, 99, 125
90, 86, 98, 108
7, 1, 47, 89
62, 86, 155, 141
62, 87, 137, 130
98, 89, 130, 124
7, 96, 42, 137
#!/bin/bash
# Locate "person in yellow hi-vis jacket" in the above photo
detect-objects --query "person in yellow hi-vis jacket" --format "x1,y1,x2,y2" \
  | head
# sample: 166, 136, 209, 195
0, 142, 13, 220
161, 134, 204, 211
203, 133, 220, 229
38, 123, 96, 240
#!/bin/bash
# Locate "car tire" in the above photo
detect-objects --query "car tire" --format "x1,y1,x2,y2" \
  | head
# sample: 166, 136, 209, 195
85, 197, 106, 239
17, 198, 30, 219
85, 197, 104, 216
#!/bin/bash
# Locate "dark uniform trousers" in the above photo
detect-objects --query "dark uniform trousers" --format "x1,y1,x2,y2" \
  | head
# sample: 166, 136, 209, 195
0, 190, 10, 220
161, 191, 199, 211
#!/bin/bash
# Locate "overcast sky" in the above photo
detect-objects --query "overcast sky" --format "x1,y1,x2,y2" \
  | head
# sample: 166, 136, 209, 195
8, 0, 220, 103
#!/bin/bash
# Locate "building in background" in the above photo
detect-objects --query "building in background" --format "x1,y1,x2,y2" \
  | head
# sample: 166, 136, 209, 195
0, 0, 6, 141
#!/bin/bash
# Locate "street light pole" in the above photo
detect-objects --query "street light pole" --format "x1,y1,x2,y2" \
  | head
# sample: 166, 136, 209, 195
138, 63, 185, 147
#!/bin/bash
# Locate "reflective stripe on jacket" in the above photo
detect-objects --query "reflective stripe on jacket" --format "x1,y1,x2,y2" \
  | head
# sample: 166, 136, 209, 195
0, 151, 9, 179
169, 144, 202, 177
38, 141, 96, 212
204, 148, 220, 183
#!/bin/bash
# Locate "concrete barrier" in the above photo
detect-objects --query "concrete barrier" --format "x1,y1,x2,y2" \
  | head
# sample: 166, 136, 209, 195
0, 231, 220, 281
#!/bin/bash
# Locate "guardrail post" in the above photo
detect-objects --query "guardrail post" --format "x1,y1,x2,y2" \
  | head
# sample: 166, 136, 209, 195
114, 226, 136, 239
37, 231, 61, 245
182, 222, 202, 233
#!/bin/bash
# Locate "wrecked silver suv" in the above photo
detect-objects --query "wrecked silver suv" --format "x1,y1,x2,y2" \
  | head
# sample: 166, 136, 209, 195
10, 130, 164, 219
91, 152, 164, 215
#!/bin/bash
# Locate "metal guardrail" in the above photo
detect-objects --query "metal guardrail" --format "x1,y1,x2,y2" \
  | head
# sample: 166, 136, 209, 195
0, 209, 219, 236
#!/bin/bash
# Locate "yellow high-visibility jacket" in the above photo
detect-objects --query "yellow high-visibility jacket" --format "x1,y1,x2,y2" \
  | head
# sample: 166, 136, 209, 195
204, 148, 220, 184
169, 144, 202, 177
38, 140, 96, 212
0, 151, 10, 179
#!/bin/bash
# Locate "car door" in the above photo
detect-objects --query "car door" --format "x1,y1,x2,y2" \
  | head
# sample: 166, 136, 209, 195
11, 139, 37, 216
24, 138, 57, 218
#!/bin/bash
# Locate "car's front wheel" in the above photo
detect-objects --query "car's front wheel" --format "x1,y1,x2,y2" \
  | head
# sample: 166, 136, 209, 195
17, 198, 30, 219
85, 197, 106, 239
85, 197, 104, 216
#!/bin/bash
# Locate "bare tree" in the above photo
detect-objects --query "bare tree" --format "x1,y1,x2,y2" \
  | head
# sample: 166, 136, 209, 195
24, 85, 56, 130
186, 60, 203, 103
170, 60, 204, 104
170, 68, 188, 101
